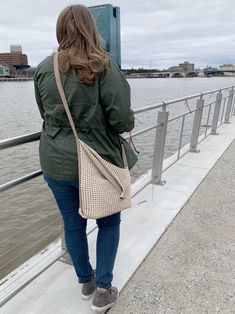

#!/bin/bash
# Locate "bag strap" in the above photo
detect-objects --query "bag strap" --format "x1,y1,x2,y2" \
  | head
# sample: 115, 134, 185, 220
53, 52, 128, 168
129, 132, 140, 154
53, 52, 79, 141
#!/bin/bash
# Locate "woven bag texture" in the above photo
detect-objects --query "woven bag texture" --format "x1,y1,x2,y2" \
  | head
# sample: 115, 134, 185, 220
77, 140, 131, 219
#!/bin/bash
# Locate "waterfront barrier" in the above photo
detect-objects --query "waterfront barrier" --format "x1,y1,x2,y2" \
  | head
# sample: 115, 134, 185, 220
0, 85, 234, 307
0, 77, 33, 82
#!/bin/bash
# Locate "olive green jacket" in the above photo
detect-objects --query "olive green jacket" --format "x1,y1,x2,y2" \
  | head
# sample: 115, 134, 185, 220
34, 56, 138, 181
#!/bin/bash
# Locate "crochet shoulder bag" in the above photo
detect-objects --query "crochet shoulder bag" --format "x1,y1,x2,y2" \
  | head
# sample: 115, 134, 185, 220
53, 52, 131, 219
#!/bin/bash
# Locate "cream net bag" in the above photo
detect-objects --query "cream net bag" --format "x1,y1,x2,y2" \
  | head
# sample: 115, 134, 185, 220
53, 53, 131, 219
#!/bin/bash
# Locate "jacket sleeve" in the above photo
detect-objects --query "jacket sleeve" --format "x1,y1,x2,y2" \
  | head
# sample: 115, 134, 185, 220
99, 60, 135, 133
34, 74, 45, 120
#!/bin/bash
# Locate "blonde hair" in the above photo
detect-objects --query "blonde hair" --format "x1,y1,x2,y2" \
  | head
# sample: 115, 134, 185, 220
56, 4, 110, 85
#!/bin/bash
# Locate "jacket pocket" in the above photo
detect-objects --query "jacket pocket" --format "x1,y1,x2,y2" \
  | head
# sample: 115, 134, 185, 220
44, 124, 61, 138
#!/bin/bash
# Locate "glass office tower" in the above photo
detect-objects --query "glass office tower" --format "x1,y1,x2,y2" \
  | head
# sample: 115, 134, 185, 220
89, 4, 121, 68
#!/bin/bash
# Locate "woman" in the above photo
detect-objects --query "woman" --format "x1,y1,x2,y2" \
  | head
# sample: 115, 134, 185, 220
34, 4, 137, 312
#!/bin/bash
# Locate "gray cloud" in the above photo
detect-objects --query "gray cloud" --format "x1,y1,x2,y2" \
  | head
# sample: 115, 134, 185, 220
0, 0, 234, 68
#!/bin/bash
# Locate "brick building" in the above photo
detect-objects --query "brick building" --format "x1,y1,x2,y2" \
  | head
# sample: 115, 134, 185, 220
0, 45, 29, 70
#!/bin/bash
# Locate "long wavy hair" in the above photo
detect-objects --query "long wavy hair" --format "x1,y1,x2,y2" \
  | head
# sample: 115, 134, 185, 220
56, 4, 110, 85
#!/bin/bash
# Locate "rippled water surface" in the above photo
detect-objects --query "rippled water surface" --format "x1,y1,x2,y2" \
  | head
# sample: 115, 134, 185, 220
0, 77, 234, 278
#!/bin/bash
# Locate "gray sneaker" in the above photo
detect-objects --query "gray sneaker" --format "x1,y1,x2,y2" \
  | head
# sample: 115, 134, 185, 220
91, 287, 119, 312
81, 275, 96, 300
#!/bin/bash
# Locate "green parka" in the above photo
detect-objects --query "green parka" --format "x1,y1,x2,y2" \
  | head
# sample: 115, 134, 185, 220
34, 55, 138, 181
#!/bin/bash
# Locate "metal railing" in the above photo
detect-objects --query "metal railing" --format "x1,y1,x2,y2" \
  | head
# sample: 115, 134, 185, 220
1, 85, 234, 191
0, 85, 235, 307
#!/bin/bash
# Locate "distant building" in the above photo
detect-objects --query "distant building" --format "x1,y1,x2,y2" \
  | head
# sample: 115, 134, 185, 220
0, 45, 29, 70
179, 61, 195, 73
219, 64, 235, 71
0, 65, 10, 77
89, 4, 121, 68
168, 62, 195, 73
168, 66, 182, 72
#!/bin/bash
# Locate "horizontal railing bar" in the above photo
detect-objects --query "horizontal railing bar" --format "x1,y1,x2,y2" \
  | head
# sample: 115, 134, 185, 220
163, 94, 202, 106
1, 124, 160, 191
168, 109, 197, 123
134, 103, 165, 114
0, 170, 42, 193
134, 95, 201, 115
168, 96, 229, 123
196, 86, 232, 97
124, 123, 161, 140
203, 100, 216, 108
134, 86, 234, 115
0, 132, 41, 150
205, 96, 227, 107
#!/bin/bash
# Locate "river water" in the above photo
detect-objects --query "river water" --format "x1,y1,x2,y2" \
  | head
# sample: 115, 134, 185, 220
0, 77, 234, 279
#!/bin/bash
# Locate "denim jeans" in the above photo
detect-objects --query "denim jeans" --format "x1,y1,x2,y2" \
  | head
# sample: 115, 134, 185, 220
44, 175, 121, 289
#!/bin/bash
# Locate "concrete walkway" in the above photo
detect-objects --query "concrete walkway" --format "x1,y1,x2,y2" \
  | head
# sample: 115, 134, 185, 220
110, 141, 235, 314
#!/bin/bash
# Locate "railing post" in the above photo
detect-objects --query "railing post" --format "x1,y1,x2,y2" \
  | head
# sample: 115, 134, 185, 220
232, 96, 235, 116
189, 96, 204, 152
233, 94, 235, 115
151, 106, 169, 184
224, 88, 234, 123
211, 90, 222, 135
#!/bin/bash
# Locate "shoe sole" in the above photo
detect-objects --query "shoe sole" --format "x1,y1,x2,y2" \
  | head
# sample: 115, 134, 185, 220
91, 294, 119, 312
81, 292, 94, 300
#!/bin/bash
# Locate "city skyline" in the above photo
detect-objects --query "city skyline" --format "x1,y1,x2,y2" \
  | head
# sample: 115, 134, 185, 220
0, 44, 234, 73
0, 0, 235, 69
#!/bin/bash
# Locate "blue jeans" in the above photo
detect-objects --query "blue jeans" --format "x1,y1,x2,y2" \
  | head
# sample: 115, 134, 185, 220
44, 175, 121, 289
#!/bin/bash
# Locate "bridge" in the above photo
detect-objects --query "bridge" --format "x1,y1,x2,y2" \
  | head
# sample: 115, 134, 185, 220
204, 69, 235, 76
166, 71, 198, 78
144, 69, 235, 78
133, 71, 199, 78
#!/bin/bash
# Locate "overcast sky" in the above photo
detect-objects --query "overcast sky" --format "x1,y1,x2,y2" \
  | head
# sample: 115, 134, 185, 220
0, 0, 234, 69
